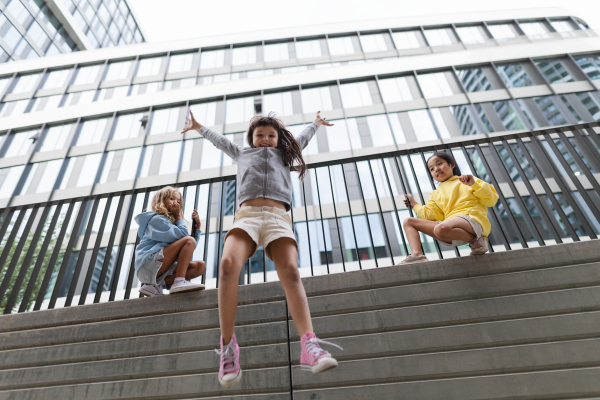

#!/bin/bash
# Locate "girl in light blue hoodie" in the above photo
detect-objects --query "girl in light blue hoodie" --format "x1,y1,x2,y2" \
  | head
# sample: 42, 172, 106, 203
134, 186, 206, 296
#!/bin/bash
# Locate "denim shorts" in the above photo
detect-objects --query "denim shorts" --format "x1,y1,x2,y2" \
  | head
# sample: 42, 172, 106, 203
436, 215, 484, 247
224, 206, 298, 261
137, 249, 178, 285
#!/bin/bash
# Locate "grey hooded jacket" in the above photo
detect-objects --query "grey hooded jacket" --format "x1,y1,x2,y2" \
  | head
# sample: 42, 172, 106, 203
198, 123, 318, 211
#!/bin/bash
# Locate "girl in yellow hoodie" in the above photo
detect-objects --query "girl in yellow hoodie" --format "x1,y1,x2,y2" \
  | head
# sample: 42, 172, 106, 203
401, 151, 499, 264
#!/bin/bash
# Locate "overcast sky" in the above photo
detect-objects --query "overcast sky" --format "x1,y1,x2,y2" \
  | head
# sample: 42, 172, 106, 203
128, 0, 600, 44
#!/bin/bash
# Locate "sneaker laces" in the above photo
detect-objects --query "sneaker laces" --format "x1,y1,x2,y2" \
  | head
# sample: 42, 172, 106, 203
214, 342, 237, 374
305, 337, 343, 360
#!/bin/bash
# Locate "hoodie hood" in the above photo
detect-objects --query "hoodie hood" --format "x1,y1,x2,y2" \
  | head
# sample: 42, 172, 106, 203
135, 211, 158, 239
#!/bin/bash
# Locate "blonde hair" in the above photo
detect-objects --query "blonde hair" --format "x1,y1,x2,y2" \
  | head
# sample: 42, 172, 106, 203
150, 186, 182, 224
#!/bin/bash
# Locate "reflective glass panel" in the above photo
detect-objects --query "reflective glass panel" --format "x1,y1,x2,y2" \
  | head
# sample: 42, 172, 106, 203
327, 37, 354, 55
391, 30, 421, 49
359, 34, 387, 52
416, 72, 454, 98
495, 64, 534, 87
264, 43, 289, 62
534, 59, 574, 83
301, 86, 333, 113
457, 68, 493, 92
295, 40, 321, 58
378, 77, 413, 103
263, 91, 293, 116
339, 82, 373, 108
575, 56, 600, 80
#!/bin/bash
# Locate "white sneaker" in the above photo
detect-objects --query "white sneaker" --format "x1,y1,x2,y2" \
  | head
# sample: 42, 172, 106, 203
139, 283, 164, 297
169, 280, 205, 294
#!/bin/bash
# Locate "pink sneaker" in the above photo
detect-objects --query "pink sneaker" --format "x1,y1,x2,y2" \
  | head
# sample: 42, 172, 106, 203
300, 333, 343, 373
214, 334, 242, 387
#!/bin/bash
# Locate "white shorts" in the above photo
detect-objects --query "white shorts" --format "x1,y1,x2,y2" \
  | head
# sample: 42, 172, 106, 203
224, 206, 298, 260
437, 215, 484, 247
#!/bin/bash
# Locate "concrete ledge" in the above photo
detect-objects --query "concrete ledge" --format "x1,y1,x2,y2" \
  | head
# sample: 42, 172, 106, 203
1, 240, 598, 334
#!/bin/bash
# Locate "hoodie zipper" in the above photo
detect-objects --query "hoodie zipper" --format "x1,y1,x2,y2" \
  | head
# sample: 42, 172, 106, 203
263, 147, 268, 198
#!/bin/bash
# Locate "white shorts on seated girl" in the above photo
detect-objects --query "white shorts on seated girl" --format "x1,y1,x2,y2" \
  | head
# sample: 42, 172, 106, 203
224, 206, 298, 260
437, 214, 484, 246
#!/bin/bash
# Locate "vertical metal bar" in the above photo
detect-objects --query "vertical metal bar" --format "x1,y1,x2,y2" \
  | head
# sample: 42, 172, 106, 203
65, 198, 101, 307
473, 143, 529, 248
201, 182, 213, 286
312, 168, 330, 274
582, 126, 600, 154
366, 160, 394, 265
125, 190, 150, 300
263, 249, 267, 283
541, 133, 600, 223
501, 139, 562, 244
392, 156, 415, 217
528, 135, 597, 239
49, 200, 89, 309
215, 181, 226, 288
34, 201, 75, 311
380, 158, 409, 256
79, 195, 113, 305
555, 131, 600, 195
4, 205, 51, 314
406, 154, 443, 259
0, 210, 15, 246
516, 138, 579, 241
327, 165, 346, 272
0, 207, 39, 309
246, 259, 251, 285
109, 193, 138, 301
459, 145, 512, 250
94, 194, 126, 303
0, 209, 26, 277
570, 127, 600, 167
301, 180, 314, 276
339, 164, 362, 269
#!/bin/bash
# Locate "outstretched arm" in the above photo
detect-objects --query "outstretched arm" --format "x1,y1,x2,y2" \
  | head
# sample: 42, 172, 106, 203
182, 111, 242, 160
295, 111, 334, 149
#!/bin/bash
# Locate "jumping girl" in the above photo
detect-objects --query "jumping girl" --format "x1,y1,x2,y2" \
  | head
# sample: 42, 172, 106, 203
182, 111, 341, 388
401, 151, 499, 264
134, 186, 207, 296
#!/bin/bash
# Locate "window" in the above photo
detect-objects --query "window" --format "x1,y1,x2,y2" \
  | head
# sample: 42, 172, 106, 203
378, 77, 413, 103
487, 24, 518, 39
455, 26, 486, 44
575, 56, 600, 80
359, 34, 387, 52
575, 92, 600, 121
339, 82, 373, 108
534, 96, 568, 126
27, 21, 50, 49
0, 77, 10, 95
117, 147, 142, 181
0, 99, 30, 118
391, 31, 421, 49
104, 61, 132, 80
327, 37, 354, 55
34, 159, 62, 193
263, 91, 293, 116
451, 105, 482, 136
301, 86, 333, 113
76, 118, 107, 146
408, 110, 438, 141
457, 68, 493, 92
231, 46, 257, 66
492, 100, 528, 131
225, 97, 254, 124
264, 43, 289, 62
325, 119, 361, 152
168, 53, 194, 73
387, 113, 406, 144
519, 22, 548, 36
150, 107, 180, 135
113, 112, 143, 140
12, 74, 41, 93
0, 165, 25, 198
158, 142, 181, 175
6, 0, 31, 25
424, 28, 453, 46
366, 115, 395, 147
40, 124, 72, 152
429, 108, 451, 139
534, 59, 574, 83
76, 153, 102, 187
190, 101, 217, 127
136, 57, 163, 77
551, 20, 575, 32
295, 40, 321, 59
73, 64, 101, 85
4, 130, 35, 157
200, 49, 225, 69
416, 72, 454, 98
43, 69, 71, 89
201, 136, 224, 169
496, 64, 534, 87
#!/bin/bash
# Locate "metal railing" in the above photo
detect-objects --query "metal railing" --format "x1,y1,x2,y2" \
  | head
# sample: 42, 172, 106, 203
0, 122, 599, 314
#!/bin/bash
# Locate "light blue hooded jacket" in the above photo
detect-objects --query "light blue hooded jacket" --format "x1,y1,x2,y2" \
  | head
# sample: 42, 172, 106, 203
134, 211, 202, 284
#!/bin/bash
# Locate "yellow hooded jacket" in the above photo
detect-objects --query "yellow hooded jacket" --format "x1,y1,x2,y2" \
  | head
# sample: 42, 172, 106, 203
412, 176, 499, 236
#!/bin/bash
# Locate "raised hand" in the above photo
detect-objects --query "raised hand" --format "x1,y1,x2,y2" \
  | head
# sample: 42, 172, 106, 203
404, 194, 418, 208
459, 174, 475, 186
314, 111, 334, 127
191, 209, 201, 228
182, 111, 203, 134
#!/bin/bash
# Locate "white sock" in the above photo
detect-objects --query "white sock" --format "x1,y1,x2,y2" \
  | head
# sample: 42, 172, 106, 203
174, 277, 185, 284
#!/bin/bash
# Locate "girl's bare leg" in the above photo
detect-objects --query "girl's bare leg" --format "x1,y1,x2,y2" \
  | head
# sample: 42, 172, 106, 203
156, 236, 197, 279
403, 218, 439, 254
403, 217, 476, 254
164, 260, 206, 285
267, 238, 313, 337
218, 230, 255, 344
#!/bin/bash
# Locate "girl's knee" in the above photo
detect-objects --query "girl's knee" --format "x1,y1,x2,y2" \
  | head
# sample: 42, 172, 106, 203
433, 224, 450, 239
190, 261, 206, 276
403, 217, 417, 228
184, 236, 196, 246
219, 256, 240, 279
278, 262, 301, 284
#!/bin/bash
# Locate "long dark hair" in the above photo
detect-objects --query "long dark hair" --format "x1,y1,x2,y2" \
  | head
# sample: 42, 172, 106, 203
246, 112, 308, 180
426, 151, 462, 177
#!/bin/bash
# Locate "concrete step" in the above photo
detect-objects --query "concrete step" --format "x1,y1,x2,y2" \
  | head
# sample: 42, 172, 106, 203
293, 367, 600, 400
